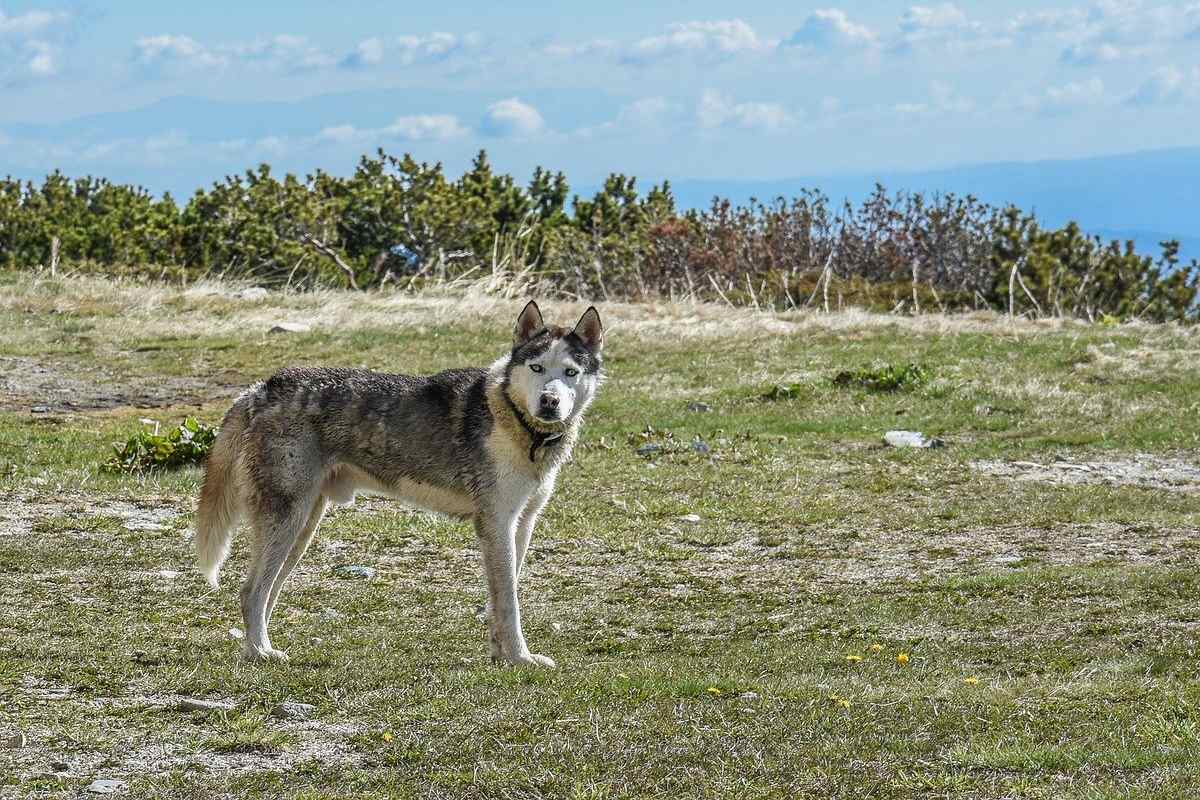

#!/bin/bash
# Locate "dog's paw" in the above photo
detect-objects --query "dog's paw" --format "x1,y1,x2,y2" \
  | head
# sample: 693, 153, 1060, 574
500, 651, 556, 669
242, 644, 290, 663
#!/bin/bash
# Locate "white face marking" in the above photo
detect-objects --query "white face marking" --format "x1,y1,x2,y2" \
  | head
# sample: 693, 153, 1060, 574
509, 339, 598, 423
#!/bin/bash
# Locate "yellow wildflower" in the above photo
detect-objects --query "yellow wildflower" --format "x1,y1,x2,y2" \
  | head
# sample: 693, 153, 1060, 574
869, 644, 884, 653
845, 654, 863, 663
837, 698, 851, 709
963, 676, 979, 685
706, 686, 722, 696
381, 732, 393, 743
896, 652, 910, 665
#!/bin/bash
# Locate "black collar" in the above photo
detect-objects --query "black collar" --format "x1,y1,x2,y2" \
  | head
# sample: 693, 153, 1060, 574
503, 391, 565, 462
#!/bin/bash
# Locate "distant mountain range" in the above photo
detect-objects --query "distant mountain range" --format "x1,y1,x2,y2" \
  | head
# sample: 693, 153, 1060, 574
665, 147, 1200, 264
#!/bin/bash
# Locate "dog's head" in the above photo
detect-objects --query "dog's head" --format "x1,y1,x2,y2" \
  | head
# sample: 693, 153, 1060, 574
505, 301, 604, 427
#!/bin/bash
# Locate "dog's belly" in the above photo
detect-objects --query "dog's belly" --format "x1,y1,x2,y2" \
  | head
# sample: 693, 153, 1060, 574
385, 478, 476, 517
324, 465, 476, 518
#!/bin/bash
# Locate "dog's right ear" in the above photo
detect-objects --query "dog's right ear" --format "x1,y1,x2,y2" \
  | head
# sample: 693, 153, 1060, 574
514, 300, 544, 345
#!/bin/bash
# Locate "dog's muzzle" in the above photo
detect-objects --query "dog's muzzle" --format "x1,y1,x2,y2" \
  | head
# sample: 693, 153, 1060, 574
537, 392, 561, 421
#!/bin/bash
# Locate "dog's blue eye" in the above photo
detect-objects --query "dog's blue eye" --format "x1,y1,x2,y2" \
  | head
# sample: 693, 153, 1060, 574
529, 364, 544, 373
565, 368, 578, 377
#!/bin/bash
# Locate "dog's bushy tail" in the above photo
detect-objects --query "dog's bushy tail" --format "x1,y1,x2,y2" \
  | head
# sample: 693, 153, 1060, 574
195, 397, 250, 588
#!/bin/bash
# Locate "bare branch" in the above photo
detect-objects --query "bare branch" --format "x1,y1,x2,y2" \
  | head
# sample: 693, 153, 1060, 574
300, 234, 359, 290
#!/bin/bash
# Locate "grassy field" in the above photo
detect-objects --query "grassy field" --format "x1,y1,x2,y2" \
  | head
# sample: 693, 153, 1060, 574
1, 274, 1199, 799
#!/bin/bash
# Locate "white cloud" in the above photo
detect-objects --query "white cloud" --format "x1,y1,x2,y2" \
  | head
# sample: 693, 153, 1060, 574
899, 4, 970, 35
1008, 8, 1088, 37
134, 34, 227, 69
696, 89, 794, 132
481, 97, 545, 137
384, 114, 467, 140
626, 19, 769, 63
1023, 77, 1108, 116
317, 124, 361, 143
26, 40, 56, 76
542, 38, 616, 58
319, 114, 467, 143
226, 34, 335, 71
0, 9, 68, 37
136, 33, 338, 73
1126, 66, 1198, 106
340, 37, 385, 69
397, 32, 476, 63
575, 97, 685, 139
892, 80, 975, 118
1060, 40, 1141, 65
1053, 2, 1200, 65
784, 9, 877, 50
617, 97, 680, 128
0, 9, 71, 85
338, 32, 480, 69
892, 3, 1003, 52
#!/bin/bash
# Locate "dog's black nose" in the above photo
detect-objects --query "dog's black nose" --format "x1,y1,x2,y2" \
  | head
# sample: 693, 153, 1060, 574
540, 393, 560, 410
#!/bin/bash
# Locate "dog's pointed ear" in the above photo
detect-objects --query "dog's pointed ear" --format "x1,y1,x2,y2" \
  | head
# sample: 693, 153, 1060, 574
514, 300, 544, 345
573, 306, 604, 351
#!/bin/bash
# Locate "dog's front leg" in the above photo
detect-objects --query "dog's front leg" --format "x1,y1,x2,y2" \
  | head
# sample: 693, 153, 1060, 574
475, 510, 556, 669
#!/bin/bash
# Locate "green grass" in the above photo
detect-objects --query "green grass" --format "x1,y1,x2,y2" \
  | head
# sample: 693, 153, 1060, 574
1, 277, 1199, 797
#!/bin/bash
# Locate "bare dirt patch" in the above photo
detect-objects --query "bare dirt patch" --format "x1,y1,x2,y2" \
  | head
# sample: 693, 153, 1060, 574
0, 356, 240, 413
971, 456, 1200, 494
3, 686, 363, 790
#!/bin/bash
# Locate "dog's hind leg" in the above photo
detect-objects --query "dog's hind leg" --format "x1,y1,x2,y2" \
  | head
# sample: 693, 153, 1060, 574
240, 496, 317, 662
265, 497, 328, 626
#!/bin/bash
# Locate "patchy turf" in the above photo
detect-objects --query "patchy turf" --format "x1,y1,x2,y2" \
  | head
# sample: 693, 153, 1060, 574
1, 274, 1199, 799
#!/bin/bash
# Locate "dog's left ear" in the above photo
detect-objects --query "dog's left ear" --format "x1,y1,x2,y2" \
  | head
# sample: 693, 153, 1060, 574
573, 306, 604, 351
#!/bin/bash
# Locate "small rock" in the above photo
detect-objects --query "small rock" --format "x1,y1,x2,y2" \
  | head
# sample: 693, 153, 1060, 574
973, 404, 994, 416
550, 622, 563, 633
30, 405, 51, 414
4, 732, 27, 749
690, 438, 710, 455
156, 569, 181, 579
320, 608, 344, 621
50, 761, 69, 772
334, 565, 376, 579
271, 701, 315, 721
678, 514, 702, 524
268, 322, 311, 335
686, 401, 712, 413
236, 287, 268, 300
177, 698, 235, 713
228, 627, 244, 640
87, 779, 126, 794
883, 430, 945, 449
636, 443, 661, 456
739, 691, 760, 701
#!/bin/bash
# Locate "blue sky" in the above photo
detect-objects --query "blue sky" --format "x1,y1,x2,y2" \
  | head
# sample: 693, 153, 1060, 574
2, 1, 1199, 194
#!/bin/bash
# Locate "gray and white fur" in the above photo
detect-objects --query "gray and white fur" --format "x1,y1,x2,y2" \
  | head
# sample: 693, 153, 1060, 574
194, 301, 604, 668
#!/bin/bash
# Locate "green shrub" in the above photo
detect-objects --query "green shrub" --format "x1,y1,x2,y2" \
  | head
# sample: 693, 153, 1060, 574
102, 417, 218, 473
832, 363, 929, 392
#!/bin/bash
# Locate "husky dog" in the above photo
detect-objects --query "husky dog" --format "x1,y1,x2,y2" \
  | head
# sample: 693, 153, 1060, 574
194, 301, 603, 668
